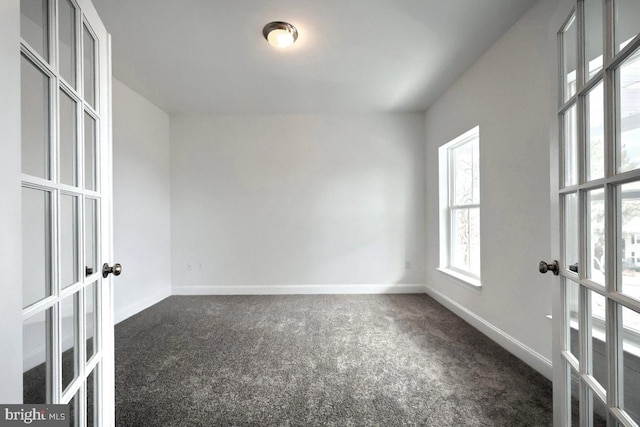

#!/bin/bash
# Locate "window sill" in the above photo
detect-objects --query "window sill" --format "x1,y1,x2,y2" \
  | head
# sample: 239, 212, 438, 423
437, 267, 482, 289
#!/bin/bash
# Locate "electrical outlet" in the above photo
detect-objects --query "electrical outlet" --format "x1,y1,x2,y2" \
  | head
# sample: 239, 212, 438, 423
405, 260, 411, 270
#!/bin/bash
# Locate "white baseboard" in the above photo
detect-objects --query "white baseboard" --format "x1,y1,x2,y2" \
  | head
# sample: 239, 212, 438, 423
173, 283, 425, 295
114, 288, 172, 324
424, 285, 553, 380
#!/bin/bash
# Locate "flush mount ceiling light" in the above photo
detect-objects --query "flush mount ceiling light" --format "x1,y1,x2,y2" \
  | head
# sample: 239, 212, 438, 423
263, 21, 298, 49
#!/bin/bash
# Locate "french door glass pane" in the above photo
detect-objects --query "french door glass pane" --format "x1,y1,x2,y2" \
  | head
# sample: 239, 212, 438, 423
84, 113, 96, 191
58, 0, 76, 87
21, 54, 51, 180
565, 192, 579, 272
20, 0, 49, 61
593, 394, 608, 426
85, 198, 97, 275
450, 207, 480, 276
60, 194, 79, 289
85, 282, 97, 362
23, 309, 50, 404
622, 306, 640, 423
563, 14, 577, 101
59, 89, 77, 186
565, 105, 578, 186
22, 187, 52, 308
619, 181, 640, 300
590, 291, 607, 389
615, 0, 640, 53
587, 82, 605, 181
569, 367, 580, 427
83, 25, 96, 108
567, 280, 580, 360
587, 188, 605, 284
61, 293, 78, 392
69, 390, 78, 427
585, 0, 603, 78
617, 47, 640, 173
87, 368, 96, 427
452, 139, 479, 205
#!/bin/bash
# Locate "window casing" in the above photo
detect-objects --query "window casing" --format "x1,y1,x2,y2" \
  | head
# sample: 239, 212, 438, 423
439, 127, 481, 285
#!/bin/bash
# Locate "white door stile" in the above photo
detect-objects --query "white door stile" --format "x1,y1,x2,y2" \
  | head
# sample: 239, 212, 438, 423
552, 3, 574, 426
97, 29, 114, 427
0, 0, 23, 404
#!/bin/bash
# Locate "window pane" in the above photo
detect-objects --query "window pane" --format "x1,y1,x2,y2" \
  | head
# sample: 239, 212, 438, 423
84, 113, 96, 191
585, 0, 603, 78
60, 90, 77, 186
562, 14, 577, 101
615, 0, 640, 54
590, 291, 607, 390
61, 293, 78, 392
618, 47, 640, 173
564, 104, 578, 186
568, 365, 579, 426
587, 82, 605, 181
622, 306, 640, 424
565, 192, 579, 272
21, 54, 50, 180
587, 188, 605, 285
22, 187, 52, 308
566, 279, 580, 360
85, 198, 97, 274
23, 309, 50, 404
58, 0, 76, 87
85, 282, 97, 362
592, 393, 608, 427
450, 207, 480, 276
619, 181, 640, 301
452, 139, 479, 205
87, 367, 96, 427
83, 25, 96, 108
69, 389, 79, 427
61, 194, 79, 289
20, 0, 49, 61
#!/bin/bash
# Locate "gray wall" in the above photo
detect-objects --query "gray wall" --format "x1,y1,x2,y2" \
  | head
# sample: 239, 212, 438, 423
170, 113, 426, 294
424, 0, 557, 377
112, 78, 172, 322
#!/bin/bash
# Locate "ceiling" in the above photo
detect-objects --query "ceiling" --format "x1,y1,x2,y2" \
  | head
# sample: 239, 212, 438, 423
92, 0, 539, 115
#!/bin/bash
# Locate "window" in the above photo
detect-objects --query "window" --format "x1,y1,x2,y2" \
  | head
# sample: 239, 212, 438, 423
438, 126, 480, 285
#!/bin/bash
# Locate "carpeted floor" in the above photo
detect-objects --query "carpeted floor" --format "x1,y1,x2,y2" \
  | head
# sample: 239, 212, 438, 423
115, 294, 554, 426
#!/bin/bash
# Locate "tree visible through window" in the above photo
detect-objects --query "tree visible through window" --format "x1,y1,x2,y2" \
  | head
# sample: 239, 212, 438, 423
439, 127, 480, 282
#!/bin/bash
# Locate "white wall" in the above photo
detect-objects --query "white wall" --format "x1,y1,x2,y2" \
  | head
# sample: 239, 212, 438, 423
171, 113, 426, 294
424, 0, 557, 378
0, 0, 23, 403
112, 78, 172, 322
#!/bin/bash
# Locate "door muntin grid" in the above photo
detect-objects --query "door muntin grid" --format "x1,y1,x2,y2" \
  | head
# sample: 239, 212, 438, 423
558, 1, 640, 425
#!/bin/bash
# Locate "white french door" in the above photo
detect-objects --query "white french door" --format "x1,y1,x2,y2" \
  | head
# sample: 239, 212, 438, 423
553, 0, 640, 425
20, 0, 114, 425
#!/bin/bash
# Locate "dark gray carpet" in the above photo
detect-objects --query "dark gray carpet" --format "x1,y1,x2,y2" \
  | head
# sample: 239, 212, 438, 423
115, 294, 553, 426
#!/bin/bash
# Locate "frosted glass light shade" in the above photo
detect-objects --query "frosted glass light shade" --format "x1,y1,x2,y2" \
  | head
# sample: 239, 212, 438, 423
268, 29, 294, 48
263, 22, 298, 49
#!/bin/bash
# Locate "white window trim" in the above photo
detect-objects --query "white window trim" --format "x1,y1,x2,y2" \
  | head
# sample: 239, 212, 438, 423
438, 126, 481, 288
